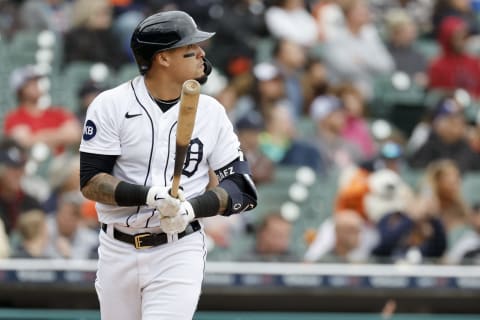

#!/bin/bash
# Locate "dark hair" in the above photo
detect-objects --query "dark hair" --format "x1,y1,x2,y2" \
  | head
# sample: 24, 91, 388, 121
257, 212, 289, 233
473, 202, 480, 212
0, 138, 27, 167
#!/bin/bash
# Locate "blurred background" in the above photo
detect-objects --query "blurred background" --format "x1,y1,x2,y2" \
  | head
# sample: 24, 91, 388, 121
0, 0, 480, 319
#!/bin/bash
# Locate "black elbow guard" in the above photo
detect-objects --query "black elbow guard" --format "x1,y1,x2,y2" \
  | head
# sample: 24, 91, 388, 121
216, 157, 258, 216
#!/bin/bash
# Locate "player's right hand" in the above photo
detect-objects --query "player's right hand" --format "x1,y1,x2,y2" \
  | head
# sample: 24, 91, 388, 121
160, 200, 195, 234
146, 186, 181, 217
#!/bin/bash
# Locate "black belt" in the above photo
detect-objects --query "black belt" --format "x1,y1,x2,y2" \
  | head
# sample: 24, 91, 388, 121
101, 220, 201, 249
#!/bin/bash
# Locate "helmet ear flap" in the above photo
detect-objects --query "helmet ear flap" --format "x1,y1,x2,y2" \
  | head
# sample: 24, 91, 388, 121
136, 52, 151, 75
203, 58, 212, 76
196, 57, 212, 85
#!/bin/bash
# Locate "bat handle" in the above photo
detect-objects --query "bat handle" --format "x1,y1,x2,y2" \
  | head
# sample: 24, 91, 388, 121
170, 178, 180, 199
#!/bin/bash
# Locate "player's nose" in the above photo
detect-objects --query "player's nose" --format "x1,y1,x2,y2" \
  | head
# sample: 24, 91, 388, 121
195, 45, 205, 58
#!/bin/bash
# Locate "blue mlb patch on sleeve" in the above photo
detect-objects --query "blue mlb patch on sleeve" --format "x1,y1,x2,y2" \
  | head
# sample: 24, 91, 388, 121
83, 120, 97, 141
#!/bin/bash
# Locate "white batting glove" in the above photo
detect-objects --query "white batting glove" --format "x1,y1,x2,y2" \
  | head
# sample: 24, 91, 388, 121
160, 201, 195, 234
145, 186, 181, 217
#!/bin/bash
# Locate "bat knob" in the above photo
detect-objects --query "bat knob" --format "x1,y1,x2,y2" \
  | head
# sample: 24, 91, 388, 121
183, 80, 201, 95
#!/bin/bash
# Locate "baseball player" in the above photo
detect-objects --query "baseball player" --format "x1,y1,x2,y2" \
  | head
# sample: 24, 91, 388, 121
79, 11, 258, 320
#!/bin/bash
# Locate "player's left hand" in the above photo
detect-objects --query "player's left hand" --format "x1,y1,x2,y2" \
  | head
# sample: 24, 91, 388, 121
158, 188, 186, 217
160, 201, 195, 234
146, 186, 186, 217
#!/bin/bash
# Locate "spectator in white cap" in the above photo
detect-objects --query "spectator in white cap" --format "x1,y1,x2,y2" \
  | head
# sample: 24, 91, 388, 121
307, 94, 362, 170
234, 61, 295, 121
9, 65, 42, 98
3, 65, 82, 155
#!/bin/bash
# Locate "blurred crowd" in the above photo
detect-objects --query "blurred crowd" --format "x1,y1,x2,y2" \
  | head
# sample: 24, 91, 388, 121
1, 0, 480, 265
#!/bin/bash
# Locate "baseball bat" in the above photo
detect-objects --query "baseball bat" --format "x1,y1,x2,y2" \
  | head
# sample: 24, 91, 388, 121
171, 79, 201, 198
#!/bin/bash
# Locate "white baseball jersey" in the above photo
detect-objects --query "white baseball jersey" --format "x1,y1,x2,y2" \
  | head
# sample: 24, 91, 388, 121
80, 76, 241, 227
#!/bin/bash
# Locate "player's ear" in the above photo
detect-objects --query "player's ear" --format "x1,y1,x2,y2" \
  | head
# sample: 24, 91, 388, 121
154, 52, 170, 67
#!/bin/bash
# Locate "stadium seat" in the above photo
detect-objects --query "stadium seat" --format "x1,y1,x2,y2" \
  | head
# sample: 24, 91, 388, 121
370, 74, 396, 118
423, 88, 447, 109
308, 42, 326, 60
114, 63, 138, 86
413, 38, 440, 62
55, 62, 94, 111
254, 37, 275, 64
57, 62, 113, 111
273, 165, 300, 184
7, 30, 39, 69
370, 73, 427, 135
1, 32, 37, 118
400, 166, 424, 191
0, 36, 15, 122
48, 33, 64, 73
297, 116, 316, 138
291, 168, 340, 255
251, 166, 303, 223
0, 36, 7, 69
302, 169, 339, 223
462, 172, 480, 206
253, 182, 290, 221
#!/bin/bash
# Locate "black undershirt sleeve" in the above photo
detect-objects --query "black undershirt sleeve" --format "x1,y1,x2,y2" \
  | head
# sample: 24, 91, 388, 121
80, 152, 118, 189
114, 181, 149, 206
189, 190, 220, 218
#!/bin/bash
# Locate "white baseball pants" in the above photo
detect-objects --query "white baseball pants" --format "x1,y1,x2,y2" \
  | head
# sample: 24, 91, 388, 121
95, 228, 207, 320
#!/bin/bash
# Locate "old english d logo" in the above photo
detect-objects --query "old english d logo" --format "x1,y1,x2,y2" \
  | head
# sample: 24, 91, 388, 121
182, 138, 203, 177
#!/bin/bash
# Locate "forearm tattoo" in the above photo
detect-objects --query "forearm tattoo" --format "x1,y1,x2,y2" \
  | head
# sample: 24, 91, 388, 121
81, 173, 121, 205
210, 186, 229, 213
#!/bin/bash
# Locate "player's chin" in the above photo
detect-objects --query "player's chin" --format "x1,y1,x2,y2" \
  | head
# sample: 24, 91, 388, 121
193, 68, 208, 85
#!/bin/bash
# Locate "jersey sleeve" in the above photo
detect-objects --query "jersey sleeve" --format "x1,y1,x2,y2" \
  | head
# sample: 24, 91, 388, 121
79, 92, 121, 155
208, 99, 241, 170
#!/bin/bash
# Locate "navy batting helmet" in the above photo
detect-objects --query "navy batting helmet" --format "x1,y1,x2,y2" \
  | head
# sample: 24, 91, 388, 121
130, 11, 215, 75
